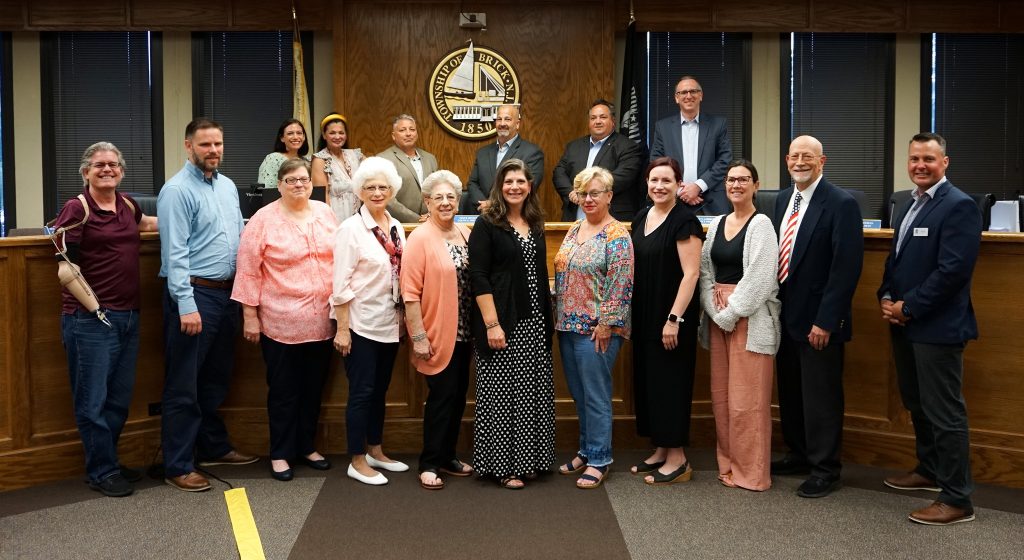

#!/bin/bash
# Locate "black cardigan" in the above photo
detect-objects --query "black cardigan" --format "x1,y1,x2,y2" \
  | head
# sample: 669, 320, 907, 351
467, 216, 554, 357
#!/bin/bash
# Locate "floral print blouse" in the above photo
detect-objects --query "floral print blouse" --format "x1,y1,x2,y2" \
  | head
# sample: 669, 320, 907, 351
553, 219, 634, 338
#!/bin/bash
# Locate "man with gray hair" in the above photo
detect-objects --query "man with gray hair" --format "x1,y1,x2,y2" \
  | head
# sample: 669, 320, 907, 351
462, 104, 544, 214
377, 114, 439, 222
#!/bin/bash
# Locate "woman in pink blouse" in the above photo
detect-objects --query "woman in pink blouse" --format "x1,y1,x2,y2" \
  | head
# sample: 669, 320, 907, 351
332, 156, 409, 485
553, 167, 634, 489
231, 158, 336, 482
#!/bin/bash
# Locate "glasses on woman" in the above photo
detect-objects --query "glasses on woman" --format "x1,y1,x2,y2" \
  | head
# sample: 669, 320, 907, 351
579, 189, 609, 200
283, 176, 312, 185
430, 194, 458, 203
363, 184, 392, 193
725, 176, 753, 185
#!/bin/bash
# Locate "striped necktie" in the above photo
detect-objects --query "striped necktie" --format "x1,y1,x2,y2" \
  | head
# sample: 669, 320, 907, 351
778, 192, 803, 283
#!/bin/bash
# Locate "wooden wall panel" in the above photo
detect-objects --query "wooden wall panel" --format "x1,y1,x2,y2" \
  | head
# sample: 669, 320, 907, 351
336, 1, 614, 222
0, 0, 25, 28
129, 0, 231, 29
907, 0, 1000, 33
28, 0, 126, 28
0, 253, 10, 446
810, 1, 907, 32
715, 0, 809, 30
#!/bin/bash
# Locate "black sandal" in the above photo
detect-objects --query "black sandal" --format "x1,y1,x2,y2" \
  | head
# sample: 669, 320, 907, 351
630, 459, 666, 475
644, 462, 693, 486
500, 475, 525, 490
440, 459, 474, 477
558, 454, 588, 475
576, 465, 609, 489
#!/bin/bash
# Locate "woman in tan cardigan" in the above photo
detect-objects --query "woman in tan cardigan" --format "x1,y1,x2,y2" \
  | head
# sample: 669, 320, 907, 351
401, 170, 474, 490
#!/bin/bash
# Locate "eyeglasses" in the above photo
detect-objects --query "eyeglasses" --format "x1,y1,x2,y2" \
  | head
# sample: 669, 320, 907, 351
674, 89, 702, 97
363, 184, 392, 193
725, 176, 753, 185
579, 190, 609, 200
283, 176, 312, 185
430, 194, 458, 203
90, 162, 121, 170
787, 153, 820, 163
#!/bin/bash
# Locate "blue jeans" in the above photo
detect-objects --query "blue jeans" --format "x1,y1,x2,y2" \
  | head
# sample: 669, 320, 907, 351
558, 331, 623, 467
161, 284, 238, 477
61, 309, 139, 483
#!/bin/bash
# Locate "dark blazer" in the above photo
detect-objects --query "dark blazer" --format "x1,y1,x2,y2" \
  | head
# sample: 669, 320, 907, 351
877, 180, 982, 344
376, 145, 439, 223
552, 131, 642, 221
772, 178, 864, 343
467, 216, 553, 357
650, 112, 732, 215
461, 136, 544, 215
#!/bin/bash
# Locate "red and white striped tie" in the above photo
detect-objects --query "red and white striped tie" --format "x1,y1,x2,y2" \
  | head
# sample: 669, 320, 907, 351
778, 192, 803, 283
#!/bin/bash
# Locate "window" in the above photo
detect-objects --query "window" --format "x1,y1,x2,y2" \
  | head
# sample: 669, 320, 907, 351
645, 32, 751, 162
1, 33, 11, 235
41, 32, 163, 219
783, 33, 894, 219
927, 33, 1023, 200
192, 32, 314, 187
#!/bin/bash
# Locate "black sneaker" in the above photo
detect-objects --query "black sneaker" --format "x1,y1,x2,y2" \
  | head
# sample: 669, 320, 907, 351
89, 473, 134, 497
119, 464, 144, 483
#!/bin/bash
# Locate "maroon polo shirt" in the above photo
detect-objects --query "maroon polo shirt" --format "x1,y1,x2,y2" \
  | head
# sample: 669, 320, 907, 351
53, 188, 143, 314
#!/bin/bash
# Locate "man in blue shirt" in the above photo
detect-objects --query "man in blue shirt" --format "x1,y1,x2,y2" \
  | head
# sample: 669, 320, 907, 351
158, 118, 257, 492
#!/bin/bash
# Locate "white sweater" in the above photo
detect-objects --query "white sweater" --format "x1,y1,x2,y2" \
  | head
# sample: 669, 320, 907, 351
698, 213, 781, 355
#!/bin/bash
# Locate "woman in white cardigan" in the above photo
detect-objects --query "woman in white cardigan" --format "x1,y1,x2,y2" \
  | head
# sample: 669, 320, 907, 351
698, 159, 781, 491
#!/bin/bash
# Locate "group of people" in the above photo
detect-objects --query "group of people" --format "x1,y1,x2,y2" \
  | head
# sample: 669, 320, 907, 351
54, 75, 983, 526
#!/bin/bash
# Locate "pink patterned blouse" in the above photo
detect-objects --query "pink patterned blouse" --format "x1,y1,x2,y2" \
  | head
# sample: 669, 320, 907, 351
553, 219, 634, 338
231, 200, 337, 344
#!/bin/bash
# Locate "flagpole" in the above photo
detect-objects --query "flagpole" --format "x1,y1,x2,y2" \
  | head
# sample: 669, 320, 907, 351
291, 3, 312, 137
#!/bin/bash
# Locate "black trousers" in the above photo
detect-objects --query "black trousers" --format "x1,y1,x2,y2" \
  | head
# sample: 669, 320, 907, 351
776, 334, 845, 480
419, 341, 472, 473
891, 328, 974, 509
343, 331, 399, 456
259, 336, 333, 460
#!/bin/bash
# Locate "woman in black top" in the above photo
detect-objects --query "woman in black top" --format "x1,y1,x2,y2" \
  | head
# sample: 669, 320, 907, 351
468, 158, 555, 489
629, 157, 705, 485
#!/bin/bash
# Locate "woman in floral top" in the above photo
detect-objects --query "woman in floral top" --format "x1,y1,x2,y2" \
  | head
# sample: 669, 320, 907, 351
553, 166, 634, 490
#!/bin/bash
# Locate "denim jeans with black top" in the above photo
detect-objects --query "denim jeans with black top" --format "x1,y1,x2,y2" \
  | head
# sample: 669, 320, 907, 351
61, 309, 139, 484
558, 331, 623, 467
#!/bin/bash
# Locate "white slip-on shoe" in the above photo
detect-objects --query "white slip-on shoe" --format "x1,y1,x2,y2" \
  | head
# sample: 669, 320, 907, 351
365, 454, 409, 472
347, 463, 388, 485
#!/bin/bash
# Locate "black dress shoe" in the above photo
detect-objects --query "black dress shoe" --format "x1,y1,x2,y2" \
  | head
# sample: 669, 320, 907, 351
271, 466, 294, 481
770, 455, 811, 476
119, 464, 144, 483
797, 476, 841, 498
302, 456, 331, 471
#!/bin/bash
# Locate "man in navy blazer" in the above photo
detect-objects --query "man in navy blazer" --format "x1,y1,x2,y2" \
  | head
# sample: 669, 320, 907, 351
461, 105, 544, 215
650, 76, 732, 215
879, 132, 981, 526
770, 136, 863, 499
553, 99, 642, 221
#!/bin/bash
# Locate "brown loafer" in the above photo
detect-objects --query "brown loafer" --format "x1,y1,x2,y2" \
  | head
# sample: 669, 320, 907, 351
198, 450, 259, 467
883, 471, 940, 492
909, 501, 975, 525
165, 472, 211, 492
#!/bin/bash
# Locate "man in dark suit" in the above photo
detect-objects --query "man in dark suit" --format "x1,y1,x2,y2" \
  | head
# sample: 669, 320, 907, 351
649, 76, 732, 215
553, 99, 641, 221
878, 132, 981, 525
770, 135, 863, 499
461, 104, 544, 214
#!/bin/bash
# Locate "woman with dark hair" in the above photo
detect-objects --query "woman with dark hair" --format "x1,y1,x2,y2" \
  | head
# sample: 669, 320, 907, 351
232, 158, 335, 482
630, 157, 704, 485
468, 158, 555, 489
311, 112, 365, 224
258, 118, 310, 189
698, 159, 781, 492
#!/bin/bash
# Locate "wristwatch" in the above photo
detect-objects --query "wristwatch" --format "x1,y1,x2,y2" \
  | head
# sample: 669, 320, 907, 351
901, 304, 912, 319
667, 313, 685, 324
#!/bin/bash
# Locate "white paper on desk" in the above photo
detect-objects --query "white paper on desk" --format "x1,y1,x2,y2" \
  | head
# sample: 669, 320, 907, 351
989, 200, 1019, 232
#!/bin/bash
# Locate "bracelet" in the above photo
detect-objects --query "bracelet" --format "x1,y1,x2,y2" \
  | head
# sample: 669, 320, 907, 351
411, 332, 427, 342
485, 321, 500, 330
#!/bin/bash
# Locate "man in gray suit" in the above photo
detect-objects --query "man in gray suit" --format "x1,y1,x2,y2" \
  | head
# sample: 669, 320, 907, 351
462, 104, 544, 214
376, 114, 438, 222
650, 76, 732, 215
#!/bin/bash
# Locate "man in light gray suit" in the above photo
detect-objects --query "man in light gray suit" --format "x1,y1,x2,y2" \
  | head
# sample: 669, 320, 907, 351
376, 114, 438, 222
650, 76, 732, 215
461, 104, 544, 214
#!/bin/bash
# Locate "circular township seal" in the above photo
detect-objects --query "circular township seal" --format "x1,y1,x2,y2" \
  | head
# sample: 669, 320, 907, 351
427, 42, 520, 140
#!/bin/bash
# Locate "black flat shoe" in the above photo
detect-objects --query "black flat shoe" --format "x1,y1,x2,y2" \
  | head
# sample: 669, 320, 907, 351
271, 466, 294, 481
630, 459, 666, 475
302, 456, 331, 471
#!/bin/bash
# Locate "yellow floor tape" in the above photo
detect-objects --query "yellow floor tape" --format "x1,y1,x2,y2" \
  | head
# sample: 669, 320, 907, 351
224, 487, 267, 560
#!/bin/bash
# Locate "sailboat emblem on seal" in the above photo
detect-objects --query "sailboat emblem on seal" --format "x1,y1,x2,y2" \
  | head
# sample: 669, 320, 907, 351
428, 41, 520, 140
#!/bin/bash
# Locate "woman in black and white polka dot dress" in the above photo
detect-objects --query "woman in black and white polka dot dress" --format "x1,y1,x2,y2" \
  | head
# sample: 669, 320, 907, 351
468, 159, 555, 489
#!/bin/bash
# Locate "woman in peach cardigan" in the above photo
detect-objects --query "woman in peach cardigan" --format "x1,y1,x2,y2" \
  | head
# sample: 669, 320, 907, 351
401, 170, 474, 490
